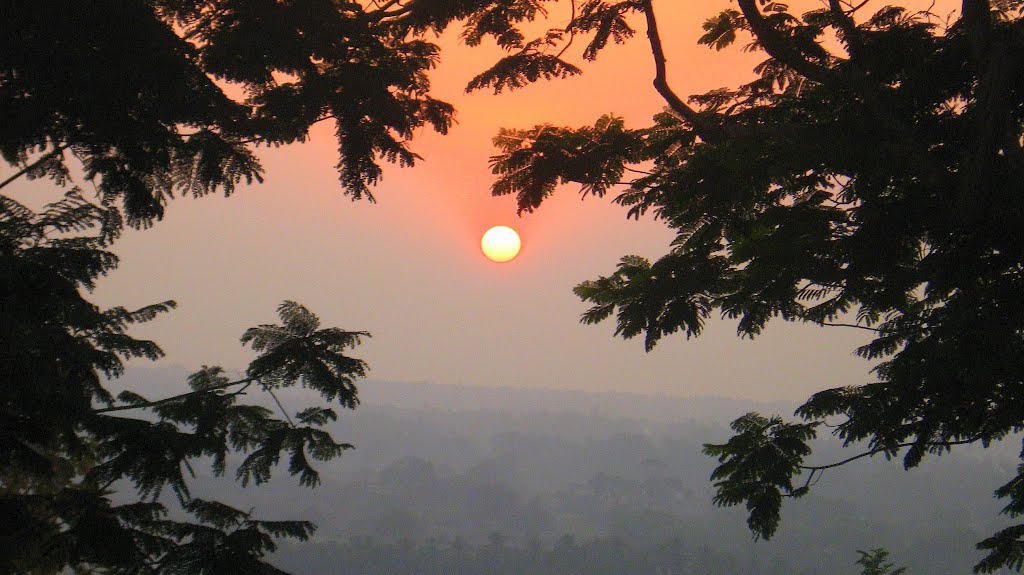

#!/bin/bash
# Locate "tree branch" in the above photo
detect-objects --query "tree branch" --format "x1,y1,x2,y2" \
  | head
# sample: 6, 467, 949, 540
841, 0, 872, 16
828, 0, 862, 56
736, 0, 833, 83
555, 0, 578, 59
263, 385, 295, 427
366, 0, 414, 23
799, 437, 980, 472
0, 144, 70, 192
640, 0, 725, 143
368, 0, 403, 12
961, 0, 993, 60
96, 375, 296, 428
93, 377, 254, 414
956, 1, 1023, 218
813, 321, 880, 332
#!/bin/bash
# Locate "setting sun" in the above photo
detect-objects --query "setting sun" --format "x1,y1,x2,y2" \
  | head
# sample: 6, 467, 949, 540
481, 226, 521, 263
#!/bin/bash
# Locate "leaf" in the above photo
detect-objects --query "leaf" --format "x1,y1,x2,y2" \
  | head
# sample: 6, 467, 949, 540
296, 407, 338, 426
187, 366, 231, 390
699, 9, 745, 51
977, 524, 1024, 573
183, 499, 249, 530
573, 1, 641, 60
703, 413, 819, 540
242, 301, 369, 407
466, 53, 581, 94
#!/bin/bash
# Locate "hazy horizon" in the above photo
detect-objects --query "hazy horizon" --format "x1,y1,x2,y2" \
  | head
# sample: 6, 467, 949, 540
124, 364, 1013, 575
115, 364, 802, 424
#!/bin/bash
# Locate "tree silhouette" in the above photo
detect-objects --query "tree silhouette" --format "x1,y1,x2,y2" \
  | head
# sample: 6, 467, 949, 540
458, 1, 1024, 572
4, 1, 600, 571
0, 187, 374, 571
1, 1, 466, 571
0, 0, 468, 220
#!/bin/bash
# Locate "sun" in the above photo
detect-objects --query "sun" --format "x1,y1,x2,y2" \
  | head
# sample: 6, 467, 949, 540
481, 226, 521, 263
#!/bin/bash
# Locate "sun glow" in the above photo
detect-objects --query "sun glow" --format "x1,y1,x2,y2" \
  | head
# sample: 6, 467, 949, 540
481, 226, 521, 263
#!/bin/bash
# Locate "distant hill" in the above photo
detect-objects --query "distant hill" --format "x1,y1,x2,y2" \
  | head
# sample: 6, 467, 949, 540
115, 364, 796, 423
111, 365, 1018, 574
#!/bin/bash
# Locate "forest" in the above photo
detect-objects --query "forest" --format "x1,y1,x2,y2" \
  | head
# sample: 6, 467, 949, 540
123, 367, 1017, 574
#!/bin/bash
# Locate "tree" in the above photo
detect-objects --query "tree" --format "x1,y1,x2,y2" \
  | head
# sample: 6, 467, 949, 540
3, 0, 636, 570
0, 184, 375, 572
0, 192, 369, 571
448, 0, 1024, 572
0, 1, 528, 572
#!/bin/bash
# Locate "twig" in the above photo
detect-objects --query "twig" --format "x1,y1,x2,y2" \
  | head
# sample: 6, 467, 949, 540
813, 321, 880, 332
798, 437, 980, 472
623, 166, 655, 176
94, 377, 254, 414
0, 144, 70, 192
263, 386, 296, 427
640, 0, 725, 143
842, 0, 873, 15
555, 0, 578, 59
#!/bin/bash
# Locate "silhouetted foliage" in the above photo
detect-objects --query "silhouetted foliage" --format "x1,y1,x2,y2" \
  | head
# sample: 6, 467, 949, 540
8, 0, 1024, 572
464, 1, 1024, 572
857, 548, 908, 575
1, 1, 602, 572
0, 192, 368, 572
0, 0, 467, 219
0, 2, 452, 571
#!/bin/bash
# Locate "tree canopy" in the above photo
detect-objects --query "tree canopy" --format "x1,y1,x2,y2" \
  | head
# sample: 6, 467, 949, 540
455, 0, 1024, 572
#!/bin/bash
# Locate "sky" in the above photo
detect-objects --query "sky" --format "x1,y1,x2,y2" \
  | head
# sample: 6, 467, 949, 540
16, 1, 955, 402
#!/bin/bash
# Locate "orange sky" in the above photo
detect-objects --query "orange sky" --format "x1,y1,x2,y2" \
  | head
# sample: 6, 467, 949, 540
31, 1, 957, 401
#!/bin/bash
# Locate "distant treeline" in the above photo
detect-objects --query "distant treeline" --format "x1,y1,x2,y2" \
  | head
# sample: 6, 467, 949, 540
274, 535, 769, 575
121, 369, 1017, 574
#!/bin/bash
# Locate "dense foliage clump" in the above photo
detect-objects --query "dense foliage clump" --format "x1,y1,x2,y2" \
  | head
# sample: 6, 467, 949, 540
464, 1, 1024, 572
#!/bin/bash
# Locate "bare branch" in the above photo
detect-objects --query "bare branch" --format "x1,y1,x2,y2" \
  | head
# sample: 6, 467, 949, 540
264, 385, 296, 427
365, 0, 412, 21
555, 0, 578, 59
93, 377, 255, 414
640, 0, 725, 143
813, 321, 880, 332
799, 437, 980, 472
736, 0, 833, 83
623, 165, 654, 176
0, 144, 70, 192
841, 0, 873, 15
